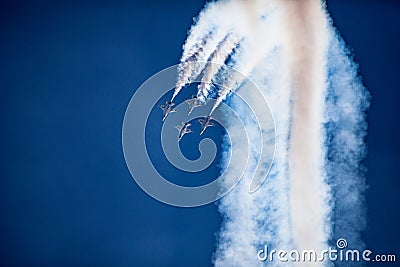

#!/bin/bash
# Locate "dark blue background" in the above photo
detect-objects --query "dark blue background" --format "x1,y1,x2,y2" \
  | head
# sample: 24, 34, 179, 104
0, 1, 399, 266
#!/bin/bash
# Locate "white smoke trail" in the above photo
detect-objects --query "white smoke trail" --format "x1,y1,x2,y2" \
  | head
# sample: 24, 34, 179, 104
172, 36, 207, 101
176, 0, 369, 266
173, 0, 247, 101
197, 34, 240, 103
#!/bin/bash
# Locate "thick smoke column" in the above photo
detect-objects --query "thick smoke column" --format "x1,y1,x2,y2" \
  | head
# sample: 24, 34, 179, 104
176, 0, 369, 266
279, 0, 330, 255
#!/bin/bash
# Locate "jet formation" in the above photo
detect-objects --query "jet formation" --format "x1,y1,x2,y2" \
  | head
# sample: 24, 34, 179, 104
159, 95, 215, 140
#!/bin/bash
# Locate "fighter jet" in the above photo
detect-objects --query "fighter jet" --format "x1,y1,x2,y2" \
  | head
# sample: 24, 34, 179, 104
159, 101, 176, 121
198, 116, 214, 135
185, 95, 203, 115
175, 122, 192, 141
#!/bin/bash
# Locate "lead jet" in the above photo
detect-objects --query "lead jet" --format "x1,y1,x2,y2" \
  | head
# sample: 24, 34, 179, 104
185, 95, 203, 115
160, 101, 176, 121
175, 122, 192, 141
198, 116, 214, 135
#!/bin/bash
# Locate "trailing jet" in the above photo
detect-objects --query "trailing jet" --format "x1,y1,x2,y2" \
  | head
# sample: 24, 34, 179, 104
175, 122, 192, 141
198, 116, 214, 135
159, 101, 176, 121
185, 95, 203, 115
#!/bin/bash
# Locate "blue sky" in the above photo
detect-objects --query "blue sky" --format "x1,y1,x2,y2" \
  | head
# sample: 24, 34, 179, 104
0, 0, 399, 266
